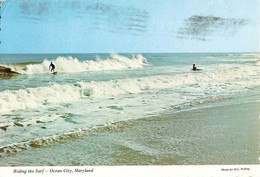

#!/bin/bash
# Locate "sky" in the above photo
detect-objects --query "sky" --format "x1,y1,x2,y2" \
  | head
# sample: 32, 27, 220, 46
0, 0, 259, 53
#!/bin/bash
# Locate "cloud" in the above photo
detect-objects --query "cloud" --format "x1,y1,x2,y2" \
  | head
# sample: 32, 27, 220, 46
177, 15, 248, 41
17, 0, 149, 35
77, 3, 149, 35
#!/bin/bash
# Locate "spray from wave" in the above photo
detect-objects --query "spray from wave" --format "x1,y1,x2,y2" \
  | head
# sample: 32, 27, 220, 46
18, 53, 147, 74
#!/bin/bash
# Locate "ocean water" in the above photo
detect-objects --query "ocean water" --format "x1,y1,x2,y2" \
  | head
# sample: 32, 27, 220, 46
0, 53, 259, 165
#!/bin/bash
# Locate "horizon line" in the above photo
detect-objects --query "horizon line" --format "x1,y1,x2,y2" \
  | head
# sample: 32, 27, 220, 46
0, 51, 259, 55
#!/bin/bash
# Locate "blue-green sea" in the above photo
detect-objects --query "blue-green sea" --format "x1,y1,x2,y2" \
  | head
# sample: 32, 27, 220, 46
0, 53, 259, 165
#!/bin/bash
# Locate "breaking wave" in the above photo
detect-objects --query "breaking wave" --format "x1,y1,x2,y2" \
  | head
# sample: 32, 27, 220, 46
0, 65, 257, 113
17, 53, 147, 74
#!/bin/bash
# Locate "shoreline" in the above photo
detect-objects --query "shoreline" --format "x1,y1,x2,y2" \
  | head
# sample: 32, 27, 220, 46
1, 101, 259, 166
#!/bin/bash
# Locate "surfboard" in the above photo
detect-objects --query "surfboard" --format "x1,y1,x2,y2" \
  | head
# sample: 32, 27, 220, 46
52, 72, 57, 74
191, 69, 202, 71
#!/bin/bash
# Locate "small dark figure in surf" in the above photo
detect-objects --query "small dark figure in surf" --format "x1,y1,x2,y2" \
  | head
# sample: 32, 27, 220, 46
49, 62, 55, 73
192, 64, 197, 70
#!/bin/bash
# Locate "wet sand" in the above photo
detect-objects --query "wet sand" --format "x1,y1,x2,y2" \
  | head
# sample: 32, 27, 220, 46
1, 101, 259, 166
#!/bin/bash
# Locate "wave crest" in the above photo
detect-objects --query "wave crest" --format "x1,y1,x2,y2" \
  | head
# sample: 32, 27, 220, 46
19, 53, 147, 74
0, 65, 258, 113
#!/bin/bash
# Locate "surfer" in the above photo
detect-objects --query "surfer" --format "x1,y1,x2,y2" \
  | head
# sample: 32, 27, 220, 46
49, 62, 55, 73
192, 64, 202, 71
192, 64, 197, 70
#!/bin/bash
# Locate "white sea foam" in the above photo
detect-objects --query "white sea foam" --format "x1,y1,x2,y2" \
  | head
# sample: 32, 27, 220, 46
0, 65, 258, 113
0, 120, 134, 156
19, 53, 147, 74
242, 53, 260, 57
0, 84, 83, 112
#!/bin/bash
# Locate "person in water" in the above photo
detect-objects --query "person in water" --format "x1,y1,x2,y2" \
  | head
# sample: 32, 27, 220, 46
49, 62, 55, 73
192, 64, 197, 70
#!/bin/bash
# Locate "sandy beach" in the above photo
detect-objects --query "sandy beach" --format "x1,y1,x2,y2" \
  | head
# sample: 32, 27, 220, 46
1, 99, 259, 166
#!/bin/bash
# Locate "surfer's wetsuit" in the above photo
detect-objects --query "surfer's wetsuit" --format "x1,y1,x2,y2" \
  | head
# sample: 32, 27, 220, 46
192, 64, 197, 70
49, 63, 55, 72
